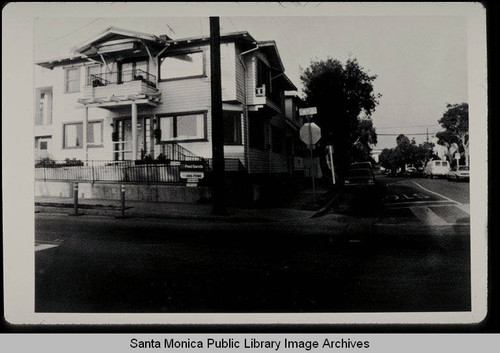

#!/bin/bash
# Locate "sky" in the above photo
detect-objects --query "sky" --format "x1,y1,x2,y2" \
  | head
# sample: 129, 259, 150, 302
33, 4, 469, 150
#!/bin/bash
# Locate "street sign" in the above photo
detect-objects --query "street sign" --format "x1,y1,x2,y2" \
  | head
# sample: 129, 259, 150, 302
179, 161, 206, 185
180, 171, 205, 179
300, 123, 321, 146
299, 107, 317, 116
454, 152, 460, 160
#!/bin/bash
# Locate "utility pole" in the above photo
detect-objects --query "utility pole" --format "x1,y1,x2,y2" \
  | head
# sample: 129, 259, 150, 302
210, 17, 225, 215
426, 127, 429, 143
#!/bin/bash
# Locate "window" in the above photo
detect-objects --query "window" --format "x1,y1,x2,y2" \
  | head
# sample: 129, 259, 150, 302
63, 121, 102, 148
223, 111, 242, 145
65, 67, 80, 93
159, 113, 205, 141
63, 123, 83, 148
120, 60, 148, 83
39, 141, 48, 150
35, 87, 52, 125
249, 113, 266, 149
86, 65, 101, 86
160, 52, 204, 80
87, 121, 103, 145
271, 126, 283, 153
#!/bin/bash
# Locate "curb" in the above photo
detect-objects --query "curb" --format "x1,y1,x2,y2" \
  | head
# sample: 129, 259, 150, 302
310, 189, 344, 218
35, 205, 315, 223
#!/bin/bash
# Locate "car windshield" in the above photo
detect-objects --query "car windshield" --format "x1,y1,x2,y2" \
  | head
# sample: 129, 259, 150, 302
458, 166, 469, 171
346, 169, 372, 177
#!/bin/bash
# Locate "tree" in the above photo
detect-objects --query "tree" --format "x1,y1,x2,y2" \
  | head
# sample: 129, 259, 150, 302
437, 103, 469, 165
300, 57, 381, 175
379, 147, 402, 173
379, 135, 437, 172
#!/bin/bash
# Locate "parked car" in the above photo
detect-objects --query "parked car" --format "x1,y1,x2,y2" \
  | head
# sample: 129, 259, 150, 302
350, 161, 373, 171
447, 165, 469, 181
404, 166, 424, 178
344, 168, 376, 188
424, 160, 450, 178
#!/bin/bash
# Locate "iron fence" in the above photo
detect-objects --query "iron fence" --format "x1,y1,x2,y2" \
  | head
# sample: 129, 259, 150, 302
35, 160, 183, 184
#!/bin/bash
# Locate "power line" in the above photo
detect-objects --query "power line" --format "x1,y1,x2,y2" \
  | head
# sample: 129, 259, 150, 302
376, 124, 440, 129
378, 132, 439, 136
37, 18, 103, 46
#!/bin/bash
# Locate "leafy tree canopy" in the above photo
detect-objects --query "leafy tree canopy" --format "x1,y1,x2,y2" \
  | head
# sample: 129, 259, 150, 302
300, 57, 381, 174
436, 102, 469, 165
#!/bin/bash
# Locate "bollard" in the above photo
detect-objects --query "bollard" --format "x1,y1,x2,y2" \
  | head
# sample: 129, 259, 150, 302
120, 184, 126, 218
73, 182, 79, 216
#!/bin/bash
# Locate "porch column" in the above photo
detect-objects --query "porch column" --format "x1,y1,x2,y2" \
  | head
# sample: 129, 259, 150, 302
131, 102, 138, 160
83, 106, 89, 164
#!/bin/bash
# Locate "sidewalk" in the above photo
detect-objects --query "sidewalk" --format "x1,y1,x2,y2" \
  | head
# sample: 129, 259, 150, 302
35, 184, 341, 222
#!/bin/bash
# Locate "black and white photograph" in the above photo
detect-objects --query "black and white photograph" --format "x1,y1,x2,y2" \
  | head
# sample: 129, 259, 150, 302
2, 2, 489, 329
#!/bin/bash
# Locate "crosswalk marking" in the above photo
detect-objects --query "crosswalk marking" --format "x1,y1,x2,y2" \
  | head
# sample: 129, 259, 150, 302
35, 243, 60, 252
454, 203, 470, 215
409, 206, 449, 226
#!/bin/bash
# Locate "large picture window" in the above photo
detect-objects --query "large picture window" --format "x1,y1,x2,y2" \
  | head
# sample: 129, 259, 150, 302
223, 111, 242, 145
65, 67, 80, 93
159, 113, 205, 141
160, 52, 204, 80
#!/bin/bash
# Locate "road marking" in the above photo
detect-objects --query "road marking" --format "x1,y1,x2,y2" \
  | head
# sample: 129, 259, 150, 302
412, 182, 462, 205
409, 206, 449, 226
385, 200, 454, 207
455, 203, 470, 215
35, 243, 60, 252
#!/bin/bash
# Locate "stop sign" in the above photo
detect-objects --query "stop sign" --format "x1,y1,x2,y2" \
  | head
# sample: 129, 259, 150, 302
300, 123, 321, 146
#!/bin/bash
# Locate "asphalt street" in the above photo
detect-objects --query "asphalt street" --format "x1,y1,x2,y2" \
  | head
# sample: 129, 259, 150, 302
35, 176, 471, 313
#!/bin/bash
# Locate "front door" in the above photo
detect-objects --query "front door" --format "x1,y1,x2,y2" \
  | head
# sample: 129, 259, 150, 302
114, 117, 153, 161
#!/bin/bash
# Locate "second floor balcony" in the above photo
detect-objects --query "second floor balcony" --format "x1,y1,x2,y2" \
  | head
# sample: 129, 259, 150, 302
80, 69, 161, 108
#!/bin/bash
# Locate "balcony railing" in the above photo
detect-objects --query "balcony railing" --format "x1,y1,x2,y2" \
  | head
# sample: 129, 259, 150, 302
87, 69, 156, 88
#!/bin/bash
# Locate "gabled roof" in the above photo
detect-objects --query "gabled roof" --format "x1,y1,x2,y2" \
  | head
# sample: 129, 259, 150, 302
165, 31, 257, 46
72, 26, 168, 55
256, 40, 284, 72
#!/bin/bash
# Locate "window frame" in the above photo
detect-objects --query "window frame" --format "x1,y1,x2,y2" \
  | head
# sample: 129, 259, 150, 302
64, 67, 81, 93
223, 110, 243, 146
62, 122, 83, 149
86, 64, 102, 86
87, 120, 104, 147
271, 125, 284, 153
158, 50, 206, 82
248, 113, 266, 150
157, 111, 207, 143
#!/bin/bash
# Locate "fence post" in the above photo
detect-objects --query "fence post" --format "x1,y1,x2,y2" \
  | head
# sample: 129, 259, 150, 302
91, 160, 96, 183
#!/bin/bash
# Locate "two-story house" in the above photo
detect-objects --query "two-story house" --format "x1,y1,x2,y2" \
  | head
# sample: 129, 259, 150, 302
35, 26, 298, 178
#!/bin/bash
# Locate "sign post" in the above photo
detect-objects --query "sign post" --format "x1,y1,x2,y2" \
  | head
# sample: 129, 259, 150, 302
299, 107, 320, 204
327, 145, 335, 185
